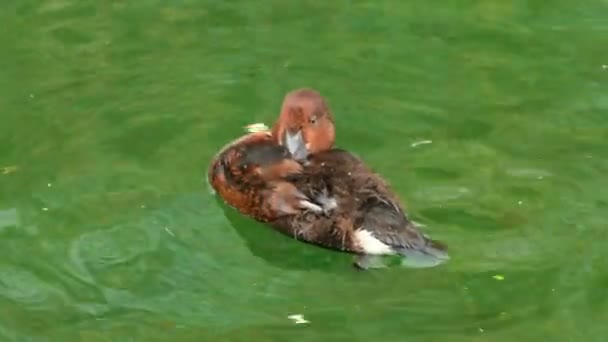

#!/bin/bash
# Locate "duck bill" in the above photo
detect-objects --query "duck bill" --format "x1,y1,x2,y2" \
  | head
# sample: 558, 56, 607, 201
284, 130, 308, 160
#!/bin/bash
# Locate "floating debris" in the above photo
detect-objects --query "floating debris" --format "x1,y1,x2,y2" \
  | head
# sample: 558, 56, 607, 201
244, 123, 269, 133
164, 227, 174, 236
492, 275, 505, 281
1, 165, 18, 175
287, 314, 309, 324
411, 140, 432, 148
42, 207, 49, 211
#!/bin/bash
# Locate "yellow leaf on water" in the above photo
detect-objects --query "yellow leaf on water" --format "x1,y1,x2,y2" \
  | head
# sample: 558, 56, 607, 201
244, 123, 269, 133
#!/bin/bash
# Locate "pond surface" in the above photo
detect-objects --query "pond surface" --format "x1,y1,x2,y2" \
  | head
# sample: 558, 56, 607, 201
1, 0, 607, 341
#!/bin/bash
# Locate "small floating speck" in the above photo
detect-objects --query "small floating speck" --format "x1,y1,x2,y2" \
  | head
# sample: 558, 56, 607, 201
47, 183, 52, 187
141, 205, 146, 209
164, 227, 174, 236
42, 207, 49, 211
603, 65, 607, 69
29, 94, 35, 99
479, 327, 484, 333
287, 314, 309, 324
411, 140, 432, 147
1, 165, 18, 175
518, 201, 523, 205
492, 275, 505, 281
244, 123, 269, 133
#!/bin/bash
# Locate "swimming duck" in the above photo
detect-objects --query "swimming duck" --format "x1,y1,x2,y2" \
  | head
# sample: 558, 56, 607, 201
208, 89, 449, 269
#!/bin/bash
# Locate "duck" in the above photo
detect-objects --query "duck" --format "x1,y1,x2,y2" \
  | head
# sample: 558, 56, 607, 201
208, 89, 449, 269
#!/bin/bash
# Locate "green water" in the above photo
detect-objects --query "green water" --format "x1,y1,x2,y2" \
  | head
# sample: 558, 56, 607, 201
1, 0, 607, 340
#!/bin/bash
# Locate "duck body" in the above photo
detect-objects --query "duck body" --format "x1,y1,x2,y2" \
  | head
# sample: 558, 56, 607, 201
284, 149, 447, 259
208, 131, 449, 268
208, 131, 325, 223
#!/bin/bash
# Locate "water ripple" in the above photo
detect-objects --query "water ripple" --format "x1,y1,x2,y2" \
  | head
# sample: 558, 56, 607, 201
413, 185, 473, 202
67, 221, 162, 286
0, 265, 67, 308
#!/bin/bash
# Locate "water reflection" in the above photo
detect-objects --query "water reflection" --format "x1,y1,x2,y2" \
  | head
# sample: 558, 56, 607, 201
213, 196, 353, 272
0, 208, 19, 233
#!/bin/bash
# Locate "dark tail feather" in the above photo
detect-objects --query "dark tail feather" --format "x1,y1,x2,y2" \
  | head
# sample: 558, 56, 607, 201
396, 237, 449, 269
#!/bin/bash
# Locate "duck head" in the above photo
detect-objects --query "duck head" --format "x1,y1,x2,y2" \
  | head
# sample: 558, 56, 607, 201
271, 88, 336, 161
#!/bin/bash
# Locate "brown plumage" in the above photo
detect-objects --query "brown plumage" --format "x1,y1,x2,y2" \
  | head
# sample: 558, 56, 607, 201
208, 88, 449, 269
208, 131, 316, 221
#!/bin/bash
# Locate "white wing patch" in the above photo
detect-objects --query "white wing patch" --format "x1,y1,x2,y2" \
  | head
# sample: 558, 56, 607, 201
354, 229, 393, 255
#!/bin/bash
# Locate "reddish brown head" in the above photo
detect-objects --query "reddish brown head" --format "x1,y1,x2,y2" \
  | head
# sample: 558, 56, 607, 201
271, 88, 336, 160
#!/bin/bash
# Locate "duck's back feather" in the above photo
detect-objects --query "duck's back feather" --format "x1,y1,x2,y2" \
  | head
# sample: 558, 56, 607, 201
285, 148, 448, 258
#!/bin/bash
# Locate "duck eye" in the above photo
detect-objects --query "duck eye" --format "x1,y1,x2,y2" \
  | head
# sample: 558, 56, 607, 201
309, 116, 317, 124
